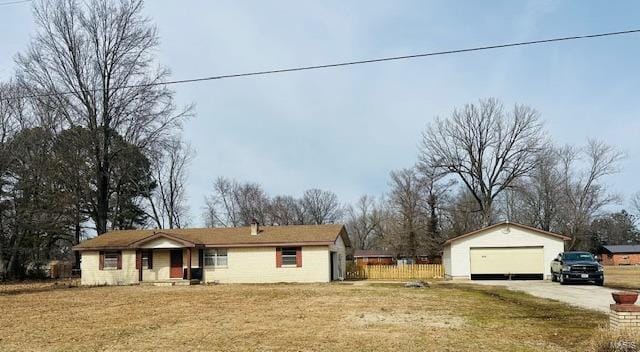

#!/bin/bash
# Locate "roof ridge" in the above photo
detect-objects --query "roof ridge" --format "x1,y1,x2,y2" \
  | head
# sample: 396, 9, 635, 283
444, 221, 571, 244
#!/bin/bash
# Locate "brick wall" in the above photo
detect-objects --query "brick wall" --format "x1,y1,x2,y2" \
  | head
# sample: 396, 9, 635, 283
601, 253, 640, 266
80, 250, 138, 285
203, 246, 331, 283
610, 304, 640, 329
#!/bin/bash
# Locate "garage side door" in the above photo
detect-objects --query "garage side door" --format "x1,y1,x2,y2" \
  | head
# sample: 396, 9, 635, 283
470, 247, 544, 275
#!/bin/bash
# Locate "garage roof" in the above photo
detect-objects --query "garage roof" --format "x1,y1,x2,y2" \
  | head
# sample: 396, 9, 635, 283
444, 222, 571, 245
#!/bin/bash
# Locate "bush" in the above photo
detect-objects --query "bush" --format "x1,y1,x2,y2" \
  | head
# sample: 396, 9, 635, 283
589, 328, 640, 352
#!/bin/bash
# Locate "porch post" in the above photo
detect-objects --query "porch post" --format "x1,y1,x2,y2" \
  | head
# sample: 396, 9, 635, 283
137, 249, 142, 282
187, 248, 192, 280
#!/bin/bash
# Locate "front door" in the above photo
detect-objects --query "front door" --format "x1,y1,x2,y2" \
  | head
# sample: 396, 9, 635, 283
170, 249, 183, 279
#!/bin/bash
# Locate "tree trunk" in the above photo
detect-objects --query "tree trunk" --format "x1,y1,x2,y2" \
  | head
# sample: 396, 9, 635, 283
74, 222, 81, 269
6, 231, 25, 280
96, 162, 109, 235
96, 123, 111, 235
481, 200, 493, 227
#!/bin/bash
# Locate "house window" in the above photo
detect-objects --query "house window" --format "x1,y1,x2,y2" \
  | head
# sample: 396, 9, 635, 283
204, 249, 228, 267
281, 247, 298, 266
103, 251, 120, 269
142, 251, 151, 269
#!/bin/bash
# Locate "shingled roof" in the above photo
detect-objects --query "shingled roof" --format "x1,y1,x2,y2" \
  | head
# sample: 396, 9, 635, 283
73, 224, 350, 251
444, 221, 571, 245
600, 245, 640, 254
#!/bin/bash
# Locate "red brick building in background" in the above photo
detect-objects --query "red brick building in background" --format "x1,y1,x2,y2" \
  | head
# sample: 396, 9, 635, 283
598, 245, 640, 266
353, 250, 395, 265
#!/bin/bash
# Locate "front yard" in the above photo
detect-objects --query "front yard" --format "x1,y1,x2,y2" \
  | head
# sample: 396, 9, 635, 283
0, 281, 607, 351
604, 266, 640, 290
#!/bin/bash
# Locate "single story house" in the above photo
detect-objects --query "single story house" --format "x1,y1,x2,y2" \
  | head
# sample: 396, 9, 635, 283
73, 222, 350, 285
442, 222, 570, 280
353, 249, 395, 265
598, 245, 640, 266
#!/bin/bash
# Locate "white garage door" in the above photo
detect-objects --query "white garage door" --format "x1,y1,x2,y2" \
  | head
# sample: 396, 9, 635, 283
470, 247, 544, 275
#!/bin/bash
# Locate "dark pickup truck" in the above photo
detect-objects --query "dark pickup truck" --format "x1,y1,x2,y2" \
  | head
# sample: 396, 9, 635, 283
550, 251, 604, 285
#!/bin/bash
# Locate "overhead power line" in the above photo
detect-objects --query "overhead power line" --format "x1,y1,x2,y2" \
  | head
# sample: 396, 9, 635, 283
2, 28, 640, 102
0, 0, 31, 7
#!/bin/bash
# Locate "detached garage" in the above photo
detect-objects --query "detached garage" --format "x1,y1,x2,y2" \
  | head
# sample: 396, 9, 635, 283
443, 222, 570, 280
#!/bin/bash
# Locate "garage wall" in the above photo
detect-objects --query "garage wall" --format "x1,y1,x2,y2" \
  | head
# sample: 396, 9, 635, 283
330, 236, 347, 280
443, 245, 452, 278
448, 224, 566, 279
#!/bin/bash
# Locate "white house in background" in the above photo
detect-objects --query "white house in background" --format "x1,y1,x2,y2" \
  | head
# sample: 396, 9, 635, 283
442, 222, 570, 280
73, 222, 350, 285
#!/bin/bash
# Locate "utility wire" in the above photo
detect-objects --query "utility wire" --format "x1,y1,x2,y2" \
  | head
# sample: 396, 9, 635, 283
0, 0, 31, 7
2, 28, 640, 101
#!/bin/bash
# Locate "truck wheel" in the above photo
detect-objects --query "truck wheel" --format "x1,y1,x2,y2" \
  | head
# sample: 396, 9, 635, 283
596, 279, 604, 286
559, 274, 567, 285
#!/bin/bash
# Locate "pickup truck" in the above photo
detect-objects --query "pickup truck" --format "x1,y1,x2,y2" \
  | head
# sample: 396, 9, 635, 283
550, 251, 604, 285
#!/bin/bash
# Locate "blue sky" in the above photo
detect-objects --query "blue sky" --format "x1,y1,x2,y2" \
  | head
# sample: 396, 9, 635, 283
1, 1, 639, 225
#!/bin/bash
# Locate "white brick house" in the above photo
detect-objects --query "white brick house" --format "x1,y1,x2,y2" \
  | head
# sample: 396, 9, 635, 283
73, 223, 350, 285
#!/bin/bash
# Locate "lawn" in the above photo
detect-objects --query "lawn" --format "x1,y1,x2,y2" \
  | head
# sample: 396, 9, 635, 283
604, 265, 640, 290
0, 281, 606, 352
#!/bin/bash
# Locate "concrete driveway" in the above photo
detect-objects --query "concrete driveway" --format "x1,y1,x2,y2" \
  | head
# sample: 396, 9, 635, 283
469, 280, 618, 312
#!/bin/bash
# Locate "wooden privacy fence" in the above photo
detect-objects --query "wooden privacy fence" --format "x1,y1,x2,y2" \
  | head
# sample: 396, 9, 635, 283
346, 263, 444, 280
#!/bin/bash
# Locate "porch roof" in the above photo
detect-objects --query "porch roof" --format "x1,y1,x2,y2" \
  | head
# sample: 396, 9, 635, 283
73, 224, 350, 251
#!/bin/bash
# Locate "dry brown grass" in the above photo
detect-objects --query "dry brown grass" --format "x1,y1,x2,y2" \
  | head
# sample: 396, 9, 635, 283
605, 266, 640, 291
0, 281, 607, 351
587, 328, 640, 352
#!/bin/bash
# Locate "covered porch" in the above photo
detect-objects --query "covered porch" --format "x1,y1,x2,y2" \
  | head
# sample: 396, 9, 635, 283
130, 233, 205, 285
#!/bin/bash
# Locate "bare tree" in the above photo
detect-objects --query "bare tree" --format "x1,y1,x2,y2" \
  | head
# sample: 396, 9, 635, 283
556, 140, 623, 249
421, 98, 544, 226
268, 195, 305, 225
498, 147, 563, 230
203, 177, 269, 227
301, 189, 343, 225
204, 177, 240, 227
631, 191, 640, 220
345, 195, 385, 250
147, 137, 194, 229
416, 162, 454, 254
386, 168, 425, 258
15, 0, 190, 234
234, 183, 270, 225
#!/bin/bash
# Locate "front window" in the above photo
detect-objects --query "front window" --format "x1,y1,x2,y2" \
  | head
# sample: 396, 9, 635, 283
142, 251, 151, 269
281, 247, 298, 266
104, 251, 119, 269
204, 249, 228, 267
563, 252, 595, 261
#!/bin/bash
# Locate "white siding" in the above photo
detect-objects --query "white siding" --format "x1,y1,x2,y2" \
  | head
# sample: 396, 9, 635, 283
203, 246, 330, 283
448, 224, 566, 280
80, 250, 138, 285
443, 244, 452, 278
330, 236, 347, 280
139, 238, 184, 249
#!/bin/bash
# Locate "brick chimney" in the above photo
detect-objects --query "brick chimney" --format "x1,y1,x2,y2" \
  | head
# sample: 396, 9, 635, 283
250, 219, 259, 236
